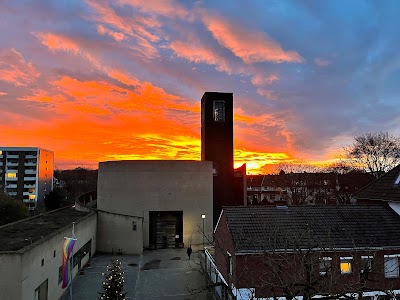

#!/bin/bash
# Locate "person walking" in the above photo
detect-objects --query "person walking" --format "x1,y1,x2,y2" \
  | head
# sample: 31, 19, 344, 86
187, 245, 192, 260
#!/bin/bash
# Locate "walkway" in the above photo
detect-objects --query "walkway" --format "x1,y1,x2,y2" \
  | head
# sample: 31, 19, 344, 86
60, 247, 211, 300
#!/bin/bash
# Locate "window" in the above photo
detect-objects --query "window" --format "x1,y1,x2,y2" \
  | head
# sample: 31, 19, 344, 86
7, 173, 17, 178
53, 250, 56, 258
395, 173, 400, 185
360, 256, 373, 273
41, 258, 44, 266
227, 251, 233, 275
384, 254, 400, 278
319, 257, 332, 276
132, 221, 137, 231
58, 266, 62, 285
213, 101, 225, 122
29, 195, 36, 200
340, 257, 352, 274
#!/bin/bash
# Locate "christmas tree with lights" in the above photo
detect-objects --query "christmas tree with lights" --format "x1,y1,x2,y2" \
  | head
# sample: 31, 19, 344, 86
99, 259, 127, 300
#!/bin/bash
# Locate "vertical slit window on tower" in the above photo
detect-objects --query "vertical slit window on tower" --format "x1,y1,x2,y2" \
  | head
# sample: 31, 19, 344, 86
213, 101, 225, 122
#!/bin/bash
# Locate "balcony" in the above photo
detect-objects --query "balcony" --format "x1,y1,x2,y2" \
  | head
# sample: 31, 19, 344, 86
23, 191, 36, 196
5, 184, 17, 189
23, 198, 34, 202
7, 154, 19, 159
6, 177, 18, 181
24, 162, 37, 167
24, 183, 36, 188
24, 176, 36, 181
25, 169, 37, 175
6, 162, 18, 167
25, 154, 37, 159
7, 192, 17, 196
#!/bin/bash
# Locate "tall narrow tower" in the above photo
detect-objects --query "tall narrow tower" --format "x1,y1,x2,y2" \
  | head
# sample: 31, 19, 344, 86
201, 92, 234, 226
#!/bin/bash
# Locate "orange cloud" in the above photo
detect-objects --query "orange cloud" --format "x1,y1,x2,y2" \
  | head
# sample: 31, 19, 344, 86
7, 72, 304, 174
33, 32, 140, 88
18, 89, 63, 103
168, 40, 232, 73
33, 32, 102, 69
97, 24, 125, 42
85, 0, 159, 58
256, 88, 279, 100
117, 0, 189, 19
202, 14, 303, 64
234, 149, 293, 174
47, 75, 199, 119
0, 49, 40, 86
251, 73, 279, 86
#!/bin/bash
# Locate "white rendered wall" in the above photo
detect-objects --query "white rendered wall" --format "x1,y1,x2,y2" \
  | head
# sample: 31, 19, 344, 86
0, 253, 22, 300
97, 210, 144, 254
0, 212, 97, 300
97, 160, 214, 249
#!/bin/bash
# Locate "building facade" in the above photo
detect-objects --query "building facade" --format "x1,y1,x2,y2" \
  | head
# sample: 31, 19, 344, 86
0, 147, 54, 210
0, 207, 96, 300
97, 160, 213, 254
213, 206, 400, 300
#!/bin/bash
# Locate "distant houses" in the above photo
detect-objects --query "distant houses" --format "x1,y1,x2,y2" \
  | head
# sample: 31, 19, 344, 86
247, 171, 374, 206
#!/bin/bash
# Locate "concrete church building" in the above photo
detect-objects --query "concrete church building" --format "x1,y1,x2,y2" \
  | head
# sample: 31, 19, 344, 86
96, 160, 213, 254
96, 91, 244, 254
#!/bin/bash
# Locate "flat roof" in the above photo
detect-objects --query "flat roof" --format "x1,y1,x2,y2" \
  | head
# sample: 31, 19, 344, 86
0, 207, 92, 252
0, 147, 53, 153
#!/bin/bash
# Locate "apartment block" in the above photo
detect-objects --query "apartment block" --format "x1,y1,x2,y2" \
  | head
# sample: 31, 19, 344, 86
0, 147, 54, 210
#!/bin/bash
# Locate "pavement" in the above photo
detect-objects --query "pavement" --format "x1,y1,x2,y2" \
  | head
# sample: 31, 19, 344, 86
60, 246, 211, 300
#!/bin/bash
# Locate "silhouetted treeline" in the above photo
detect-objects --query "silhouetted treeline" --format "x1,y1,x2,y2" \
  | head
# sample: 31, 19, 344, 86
53, 168, 98, 206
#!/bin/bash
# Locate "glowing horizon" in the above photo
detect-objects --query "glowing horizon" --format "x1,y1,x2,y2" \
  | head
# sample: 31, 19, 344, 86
1, 1, 399, 174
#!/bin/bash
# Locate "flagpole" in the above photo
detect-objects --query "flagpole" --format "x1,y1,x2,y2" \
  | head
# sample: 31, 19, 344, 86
70, 256, 73, 300
70, 222, 75, 300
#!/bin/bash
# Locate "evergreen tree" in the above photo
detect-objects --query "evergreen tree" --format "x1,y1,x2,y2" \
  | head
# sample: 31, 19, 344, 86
99, 259, 127, 300
0, 191, 29, 225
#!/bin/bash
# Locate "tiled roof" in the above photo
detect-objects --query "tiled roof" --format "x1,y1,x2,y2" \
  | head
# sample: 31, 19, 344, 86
0, 207, 91, 252
354, 165, 400, 202
222, 205, 400, 253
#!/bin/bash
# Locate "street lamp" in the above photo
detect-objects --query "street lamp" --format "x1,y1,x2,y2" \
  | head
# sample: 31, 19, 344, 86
201, 214, 206, 248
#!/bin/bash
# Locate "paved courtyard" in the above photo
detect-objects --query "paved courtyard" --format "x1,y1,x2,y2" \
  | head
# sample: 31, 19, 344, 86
60, 246, 211, 300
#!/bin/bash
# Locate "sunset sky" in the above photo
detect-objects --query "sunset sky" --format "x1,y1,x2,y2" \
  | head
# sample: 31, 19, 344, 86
1, 0, 400, 173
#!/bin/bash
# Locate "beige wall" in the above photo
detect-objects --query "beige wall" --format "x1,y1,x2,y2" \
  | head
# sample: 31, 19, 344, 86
0, 254, 22, 300
97, 210, 143, 254
0, 212, 97, 300
97, 160, 213, 249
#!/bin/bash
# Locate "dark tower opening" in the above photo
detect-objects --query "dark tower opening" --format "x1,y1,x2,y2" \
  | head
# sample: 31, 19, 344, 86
201, 92, 236, 227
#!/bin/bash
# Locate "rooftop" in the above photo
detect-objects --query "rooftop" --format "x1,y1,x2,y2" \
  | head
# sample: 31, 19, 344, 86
0, 146, 53, 153
355, 164, 400, 202
0, 207, 91, 252
222, 205, 400, 254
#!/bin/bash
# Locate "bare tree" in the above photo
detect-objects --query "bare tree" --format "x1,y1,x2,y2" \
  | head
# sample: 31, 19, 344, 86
344, 132, 400, 178
324, 162, 375, 204
273, 161, 322, 175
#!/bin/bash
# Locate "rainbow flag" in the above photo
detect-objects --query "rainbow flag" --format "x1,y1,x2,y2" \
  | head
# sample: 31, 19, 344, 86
62, 237, 77, 288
